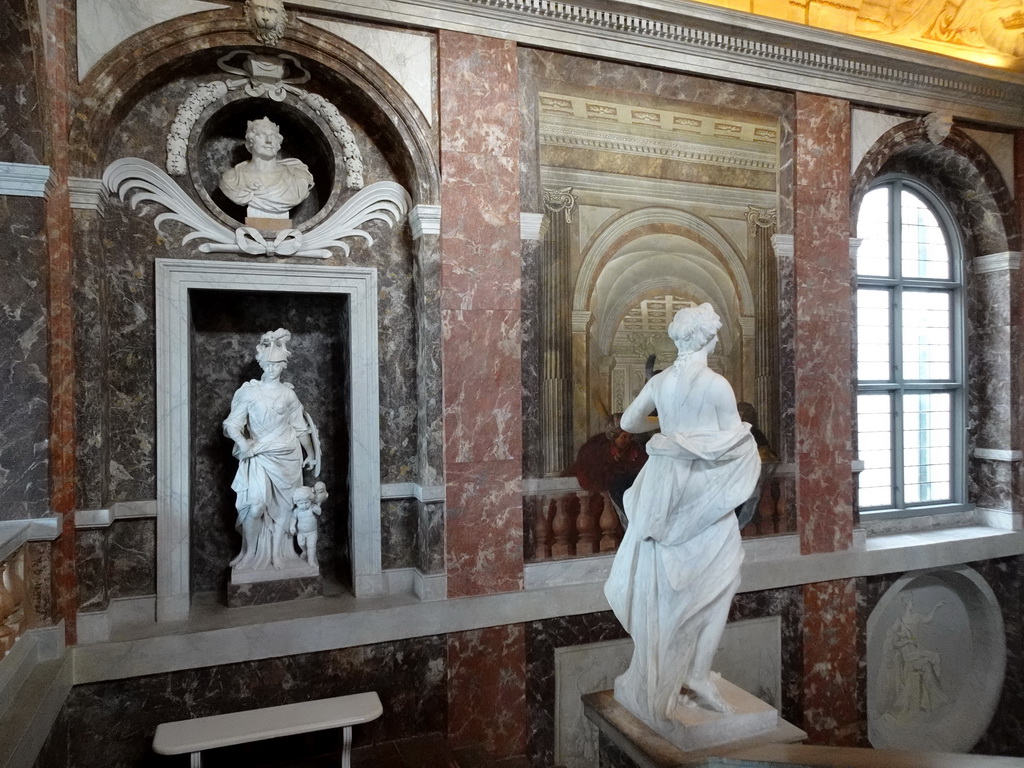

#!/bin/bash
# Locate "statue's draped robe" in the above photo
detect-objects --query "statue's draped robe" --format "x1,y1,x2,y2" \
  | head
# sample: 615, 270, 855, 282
219, 158, 314, 217
224, 380, 310, 569
605, 366, 760, 724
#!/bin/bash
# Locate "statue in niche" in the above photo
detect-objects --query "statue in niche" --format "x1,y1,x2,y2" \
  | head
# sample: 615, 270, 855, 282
245, 0, 288, 46
224, 328, 322, 571
290, 482, 328, 567
881, 596, 949, 715
218, 117, 314, 227
604, 303, 761, 726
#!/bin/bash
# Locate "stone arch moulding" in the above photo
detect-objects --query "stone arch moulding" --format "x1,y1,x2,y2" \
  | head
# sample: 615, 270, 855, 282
850, 120, 1017, 253
155, 259, 382, 622
572, 207, 753, 315
70, 9, 439, 205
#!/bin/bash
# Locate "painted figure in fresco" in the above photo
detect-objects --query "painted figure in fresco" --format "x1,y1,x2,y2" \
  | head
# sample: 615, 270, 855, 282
244, 0, 288, 46
219, 117, 314, 221
224, 328, 321, 571
882, 595, 949, 715
604, 303, 761, 726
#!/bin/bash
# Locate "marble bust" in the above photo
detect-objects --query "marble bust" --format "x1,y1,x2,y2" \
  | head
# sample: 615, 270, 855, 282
223, 329, 321, 571
219, 117, 314, 225
245, 0, 288, 46
604, 303, 761, 729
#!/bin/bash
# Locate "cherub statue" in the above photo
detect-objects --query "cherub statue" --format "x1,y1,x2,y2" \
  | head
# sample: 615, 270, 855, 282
290, 483, 328, 567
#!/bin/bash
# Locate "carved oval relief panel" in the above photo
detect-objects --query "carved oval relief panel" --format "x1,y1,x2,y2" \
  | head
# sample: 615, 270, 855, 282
866, 565, 1005, 752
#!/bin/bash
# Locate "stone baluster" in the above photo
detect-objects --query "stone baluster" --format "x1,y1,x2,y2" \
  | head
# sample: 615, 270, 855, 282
533, 495, 554, 560
575, 491, 598, 555
599, 492, 620, 552
550, 496, 574, 558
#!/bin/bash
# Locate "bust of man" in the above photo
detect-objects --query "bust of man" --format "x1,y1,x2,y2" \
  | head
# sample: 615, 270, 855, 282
218, 117, 314, 225
245, 0, 287, 46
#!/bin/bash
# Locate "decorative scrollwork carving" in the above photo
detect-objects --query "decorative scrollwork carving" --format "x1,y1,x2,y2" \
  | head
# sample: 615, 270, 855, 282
746, 206, 778, 230
543, 187, 579, 224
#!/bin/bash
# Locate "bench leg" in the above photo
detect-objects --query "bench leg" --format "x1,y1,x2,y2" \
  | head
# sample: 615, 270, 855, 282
190, 752, 202, 768
340, 726, 352, 768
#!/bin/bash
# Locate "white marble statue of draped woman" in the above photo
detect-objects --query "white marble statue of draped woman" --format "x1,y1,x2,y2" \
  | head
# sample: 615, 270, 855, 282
223, 329, 320, 571
604, 303, 761, 729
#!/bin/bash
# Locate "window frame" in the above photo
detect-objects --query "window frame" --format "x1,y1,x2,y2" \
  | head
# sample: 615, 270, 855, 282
855, 174, 969, 519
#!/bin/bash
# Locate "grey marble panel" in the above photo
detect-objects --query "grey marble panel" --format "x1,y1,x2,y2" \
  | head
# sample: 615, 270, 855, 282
0, 196, 49, 519
381, 497, 417, 570
0, 3, 43, 164
417, 499, 444, 574
107, 518, 157, 600
227, 575, 322, 607
65, 635, 447, 768
76, 528, 109, 613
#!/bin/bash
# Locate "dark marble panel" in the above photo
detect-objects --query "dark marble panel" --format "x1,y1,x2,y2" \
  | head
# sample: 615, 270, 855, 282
75, 528, 108, 613
72, 210, 107, 510
0, 0, 43, 164
729, 586, 804, 730
31, 705, 69, 768
599, 732, 636, 768
0, 195, 49, 519
969, 457, 1014, 512
524, 611, 630, 768
107, 518, 157, 599
190, 291, 349, 596
381, 497, 417, 570
413, 237, 444, 485
965, 557, 1024, 757
65, 635, 448, 768
519, 238, 542, 480
416, 500, 444, 574
227, 575, 322, 607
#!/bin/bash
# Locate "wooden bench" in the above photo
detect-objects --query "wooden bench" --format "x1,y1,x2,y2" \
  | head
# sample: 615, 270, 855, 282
152, 691, 382, 768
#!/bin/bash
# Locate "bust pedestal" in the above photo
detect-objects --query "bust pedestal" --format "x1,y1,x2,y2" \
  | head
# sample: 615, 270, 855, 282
246, 215, 293, 231
227, 561, 322, 607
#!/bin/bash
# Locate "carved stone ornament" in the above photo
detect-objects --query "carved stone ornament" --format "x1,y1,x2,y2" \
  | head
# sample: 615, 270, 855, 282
166, 52, 364, 191
245, 0, 288, 46
102, 157, 410, 259
923, 111, 954, 145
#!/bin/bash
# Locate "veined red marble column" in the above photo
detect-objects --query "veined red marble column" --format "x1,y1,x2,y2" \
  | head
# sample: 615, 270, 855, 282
793, 92, 853, 555
447, 625, 528, 757
794, 92, 858, 745
38, 0, 78, 646
438, 31, 524, 598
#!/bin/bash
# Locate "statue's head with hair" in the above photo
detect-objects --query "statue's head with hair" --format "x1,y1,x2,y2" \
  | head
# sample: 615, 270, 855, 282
667, 303, 721, 355
244, 0, 287, 46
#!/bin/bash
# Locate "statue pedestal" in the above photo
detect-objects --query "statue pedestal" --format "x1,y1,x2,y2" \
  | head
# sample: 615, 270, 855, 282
245, 216, 292, 231
227, 561, 322, 607
583, 685, 805, 767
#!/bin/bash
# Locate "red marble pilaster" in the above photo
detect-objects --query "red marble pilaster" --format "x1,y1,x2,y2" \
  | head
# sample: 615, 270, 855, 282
38, 0, 78, 645
793, 92, 854, 555
439, 32, 524, 596
447, 625, 528, 757
801, 579, 860, 745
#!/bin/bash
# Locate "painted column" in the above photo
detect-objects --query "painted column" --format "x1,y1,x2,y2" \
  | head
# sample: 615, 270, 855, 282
793, 92, 858, 744
439, 31, 528, 758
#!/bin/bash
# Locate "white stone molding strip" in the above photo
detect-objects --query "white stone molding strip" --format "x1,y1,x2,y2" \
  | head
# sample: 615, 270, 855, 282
379, 483, 445, 503
409, 204, 441, 239
520, 211, 545, 241
973, 447, 1024, 462
0, 162, 54, 198
974, 252, 1022, 274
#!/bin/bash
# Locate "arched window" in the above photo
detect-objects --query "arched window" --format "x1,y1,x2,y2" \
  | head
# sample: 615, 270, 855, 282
855, 176, 966, 515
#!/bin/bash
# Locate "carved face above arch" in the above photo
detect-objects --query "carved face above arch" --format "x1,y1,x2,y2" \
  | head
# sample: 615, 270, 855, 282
245, 0, 288, 46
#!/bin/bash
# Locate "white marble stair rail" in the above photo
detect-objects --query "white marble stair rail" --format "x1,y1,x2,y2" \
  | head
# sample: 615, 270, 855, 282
152, 691, 382, 768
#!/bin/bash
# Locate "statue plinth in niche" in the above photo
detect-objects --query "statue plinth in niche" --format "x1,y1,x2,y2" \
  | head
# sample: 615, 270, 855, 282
223, 328, 326, 606
604, 303, 789, 750
219, 117, 314, 231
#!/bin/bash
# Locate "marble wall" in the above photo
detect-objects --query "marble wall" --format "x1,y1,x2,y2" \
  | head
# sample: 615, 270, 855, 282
0, 0, 44, 164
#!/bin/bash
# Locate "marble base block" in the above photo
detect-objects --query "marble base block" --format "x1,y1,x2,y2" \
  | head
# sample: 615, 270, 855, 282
228, 563, 322, 607
245, 216, 292, 231
584, 687, 804, 768
657, 677, 778, 750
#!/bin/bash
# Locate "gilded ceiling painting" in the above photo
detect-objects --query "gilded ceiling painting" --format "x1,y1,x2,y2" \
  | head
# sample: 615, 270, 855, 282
697, 0, 1024, 68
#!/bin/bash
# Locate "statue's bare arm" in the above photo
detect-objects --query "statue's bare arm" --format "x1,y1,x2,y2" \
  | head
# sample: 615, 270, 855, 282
621, 381, 658, 434
710, 375, 743, 431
